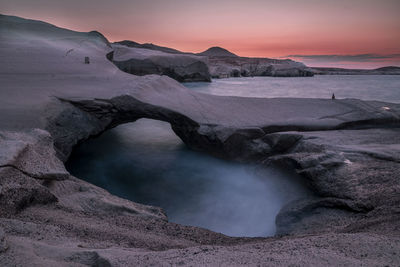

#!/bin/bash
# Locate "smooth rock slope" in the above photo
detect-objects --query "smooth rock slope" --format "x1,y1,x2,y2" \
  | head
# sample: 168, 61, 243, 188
115, 40, 185, 54
1, 14, 400, 266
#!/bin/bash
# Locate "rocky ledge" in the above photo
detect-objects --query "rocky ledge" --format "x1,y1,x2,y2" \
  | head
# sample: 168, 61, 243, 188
1, 14, 400, 266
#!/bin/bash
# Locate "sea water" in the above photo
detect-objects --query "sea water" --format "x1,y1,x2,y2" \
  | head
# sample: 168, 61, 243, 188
184, 75, 400, 103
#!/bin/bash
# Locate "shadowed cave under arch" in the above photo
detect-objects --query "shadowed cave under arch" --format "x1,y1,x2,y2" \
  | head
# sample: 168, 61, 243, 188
65, 118, 311, 237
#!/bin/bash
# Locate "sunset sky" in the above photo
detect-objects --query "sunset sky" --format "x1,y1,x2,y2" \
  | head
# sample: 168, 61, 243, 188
1, 0, 399, 68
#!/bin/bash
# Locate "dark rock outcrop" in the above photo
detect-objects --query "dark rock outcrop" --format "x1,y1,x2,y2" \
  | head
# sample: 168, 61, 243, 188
111, 44, 211, 82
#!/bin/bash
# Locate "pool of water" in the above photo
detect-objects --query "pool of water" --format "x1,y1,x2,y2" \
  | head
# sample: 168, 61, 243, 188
66, 119, 310, 237
184, 75, 400, 103
68, 75, 399, 237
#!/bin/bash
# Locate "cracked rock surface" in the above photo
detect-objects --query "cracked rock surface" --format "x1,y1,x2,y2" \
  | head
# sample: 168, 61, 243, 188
1, 14, 400, 266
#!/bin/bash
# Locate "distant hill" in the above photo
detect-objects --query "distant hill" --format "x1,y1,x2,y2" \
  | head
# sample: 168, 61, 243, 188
312, 66, 400, 75
197, 46, 238, 57
374, 66, 400, 71
115, 40, 184, 54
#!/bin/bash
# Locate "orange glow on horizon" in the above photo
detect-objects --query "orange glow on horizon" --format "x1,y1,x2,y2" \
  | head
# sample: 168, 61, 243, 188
1, 0, 399, 68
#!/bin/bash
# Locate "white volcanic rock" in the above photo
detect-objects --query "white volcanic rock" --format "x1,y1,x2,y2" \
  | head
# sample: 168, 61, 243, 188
0, 129, 69, 180
111, 44, 211, 82
1, 14, 400, 266
264, 128, 400, 234
207, 56, 314, 78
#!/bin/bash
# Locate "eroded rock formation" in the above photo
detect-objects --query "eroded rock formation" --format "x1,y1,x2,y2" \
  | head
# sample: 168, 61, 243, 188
196, 47, 314, 78
110, 43, 315, 80
1, 14, 400, 266
111, 44, 212, 82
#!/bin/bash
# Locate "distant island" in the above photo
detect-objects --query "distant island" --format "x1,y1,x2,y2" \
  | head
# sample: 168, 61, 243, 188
312, 66, 400, 75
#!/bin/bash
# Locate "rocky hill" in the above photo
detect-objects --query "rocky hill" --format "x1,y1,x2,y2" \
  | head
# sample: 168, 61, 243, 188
197, 46, 238, 57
